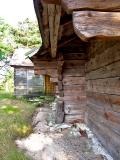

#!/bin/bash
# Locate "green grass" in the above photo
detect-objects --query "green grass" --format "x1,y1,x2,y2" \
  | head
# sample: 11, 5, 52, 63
0, 93, 36, 160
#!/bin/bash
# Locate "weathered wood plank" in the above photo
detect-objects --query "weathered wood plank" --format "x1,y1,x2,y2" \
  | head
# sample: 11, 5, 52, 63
65, 114, 85, 123
86, 41, 120, 72
88, 119, 120, 159
87, 102, 120, 125
62, 95, 86, 101
63, 68, 85, 77
65, 109, 84, 115
43, 0, 61, 4
63, 53, 86, 60
48, 4, 61, 57
62, 0, 120, 13
63, 77, 85, 85
86, 60, 120, 80
34, 69, 57, 77
64, 60, 85, 68
42, 2, 50, 48
73, 11, 120, 41
87, 92, 120, 113
64, 103, 86, 110
65, 104, 86, 115
34, 61, 57, 69
87, 77, 120, 95
88, 107, 120, 136
64, 88, 86, 96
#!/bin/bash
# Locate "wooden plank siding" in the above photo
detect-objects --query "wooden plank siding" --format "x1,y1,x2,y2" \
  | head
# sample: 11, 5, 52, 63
14, 68, 44, 97
44, 75, 55, 95
86, 39, 120, 160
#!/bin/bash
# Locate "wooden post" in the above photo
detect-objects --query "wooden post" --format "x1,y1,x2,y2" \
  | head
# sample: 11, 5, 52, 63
55, 53, 65, 123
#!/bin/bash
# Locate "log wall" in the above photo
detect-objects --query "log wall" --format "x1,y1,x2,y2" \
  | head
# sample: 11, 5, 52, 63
32, 38, 87, 123
63, 59, 86, 123
86, 39, 120, 160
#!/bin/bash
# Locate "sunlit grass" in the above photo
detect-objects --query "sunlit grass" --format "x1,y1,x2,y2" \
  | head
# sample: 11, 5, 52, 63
0, 93, 35, 160
0, 92, 55, 160
0, 105, 20, 114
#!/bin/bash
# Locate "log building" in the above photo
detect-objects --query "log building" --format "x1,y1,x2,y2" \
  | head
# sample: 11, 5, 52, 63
10, 48, 44, 97
29, 0, 120, 159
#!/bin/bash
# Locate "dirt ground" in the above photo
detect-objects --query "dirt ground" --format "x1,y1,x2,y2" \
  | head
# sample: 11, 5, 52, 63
16, 105, 113, 160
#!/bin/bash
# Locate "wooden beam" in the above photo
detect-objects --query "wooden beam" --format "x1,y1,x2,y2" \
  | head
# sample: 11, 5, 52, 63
43, 0, 61, 4
48, 4, 61, 58
73, 11, 120, 41
61, 0, 120, 14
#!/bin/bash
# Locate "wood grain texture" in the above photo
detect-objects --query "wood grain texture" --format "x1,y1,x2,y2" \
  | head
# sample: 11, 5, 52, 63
86, 39, 120, 159
62, 0, 120, 13
86, 41, 120, 72
73, 11, 120, 41
86, 60, 120, 80
88, 118, 120, 160
48, 4, 61, 57
87, 77, 120, 95
43, 0, 61, 4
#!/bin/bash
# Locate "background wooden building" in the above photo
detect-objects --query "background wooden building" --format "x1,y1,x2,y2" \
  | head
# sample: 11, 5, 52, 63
10, 48, 44, 97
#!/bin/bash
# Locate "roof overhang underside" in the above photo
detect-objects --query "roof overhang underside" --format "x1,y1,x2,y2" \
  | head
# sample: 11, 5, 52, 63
33, 0, 120, 58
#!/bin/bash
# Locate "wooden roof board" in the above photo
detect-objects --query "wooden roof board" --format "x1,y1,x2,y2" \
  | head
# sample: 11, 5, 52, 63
61, 0, 120, 14
43, 0, 61, 4
73, 11, 120, 41
10, 48, 34, 67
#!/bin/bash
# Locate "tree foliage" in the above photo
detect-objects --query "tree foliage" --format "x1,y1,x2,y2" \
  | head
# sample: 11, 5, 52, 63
0, 17, 41, 91
0, 17, 41, 60
12, 18, 41, 48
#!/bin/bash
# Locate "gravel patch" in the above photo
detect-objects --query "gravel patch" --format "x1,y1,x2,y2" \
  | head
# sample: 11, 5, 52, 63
15, 106, 113, 160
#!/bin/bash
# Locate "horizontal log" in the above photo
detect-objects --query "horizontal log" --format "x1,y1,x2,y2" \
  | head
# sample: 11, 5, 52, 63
62, 0, 120, 13
64, 103, 86, 109
88, 119, 120, 159
35, 69, 57, 78
63, 68, 85, 77
87, 92, 120, 113
65, 109, 84, 115
34, 69, 57, 77
64, 60, 85, 68
64, 88, 86, 96
64, 100, 86, 105
50, 77, 58, 82
64, 114, 85, 124
63, 53, 86, 60
64, 84, 86, 89
65, 104, 86, 115
87, 102, 120, 124
86, 40, 120, 72
63, 77, 85, 85
88, 39, 118, 57
87, 77, 120, 95
86, 60, 120, 80
62, 95, 86, 101
34, 61, 57, 69
73, 11, 120, 41
88, 107, 120, 136
43, 0, 61, 4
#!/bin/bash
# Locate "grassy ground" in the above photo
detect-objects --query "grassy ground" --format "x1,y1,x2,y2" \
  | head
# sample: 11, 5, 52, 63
0, 93, 36, 160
